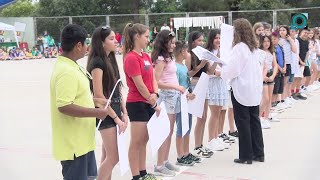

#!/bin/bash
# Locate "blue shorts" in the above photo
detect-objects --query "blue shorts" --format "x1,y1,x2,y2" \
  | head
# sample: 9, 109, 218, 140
158, 90, 181, 114
176, 112, 192, 137
60, 151, 97, 180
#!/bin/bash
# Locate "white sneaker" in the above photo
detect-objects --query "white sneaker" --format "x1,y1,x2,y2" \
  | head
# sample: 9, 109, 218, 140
284, 99, 293, 108
276, 103, 287, 110
269, 117, 280, 122
289, 96, 298, 103
207, 139, 224, 151
218, 137, 230, 149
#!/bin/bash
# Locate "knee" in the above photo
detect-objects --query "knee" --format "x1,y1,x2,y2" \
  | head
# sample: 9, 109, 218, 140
109, 155, 119, 167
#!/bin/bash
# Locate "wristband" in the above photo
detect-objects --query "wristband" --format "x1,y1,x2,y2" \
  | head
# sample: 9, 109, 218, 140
112, 115, 118, 120
155, 93, 159, 98
152, 103, 157, 109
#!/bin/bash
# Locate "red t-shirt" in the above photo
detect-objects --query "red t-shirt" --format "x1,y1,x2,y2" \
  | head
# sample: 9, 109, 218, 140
124, 51, 154, 102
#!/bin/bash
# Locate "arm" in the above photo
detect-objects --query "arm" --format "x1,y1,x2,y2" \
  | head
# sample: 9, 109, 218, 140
221, 44, 245, 81
91, 68, 122, 124
270, 52, 278, 80
154, 60, 184, 92
185, 53, 207, 77
287, 36, 297, 53
58, 104, 108, 120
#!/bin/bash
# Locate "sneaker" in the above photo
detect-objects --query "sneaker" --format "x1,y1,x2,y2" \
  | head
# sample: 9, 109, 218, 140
289, 96, 298, 103
202, 146, 214, 155
186, 153, 202, 163
193, 146, 213, 158
296, 93, 307, 100
219, 133, 235, 143
229, 130, 238, 138
140, 173, 159, 180
269, 117, 280, 122
292, 93, 300, 100
284, 99, 293, 108
218, 137, 230, 149
165, 161, 180, 172
176, 156, 195, 166
207, 139, 224, 151
154, 165, 175, 177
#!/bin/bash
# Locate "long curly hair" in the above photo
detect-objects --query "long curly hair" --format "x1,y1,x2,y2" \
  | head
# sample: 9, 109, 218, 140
233, 18, 257, 52
151, 30, 175, 63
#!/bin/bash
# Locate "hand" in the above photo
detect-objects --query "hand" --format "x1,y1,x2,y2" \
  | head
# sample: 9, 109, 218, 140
286, 35, 293, 42
122, 113, 129, 130
93, 98, 108, 108
269, 76, 275, 82
176, 86, 186, 94
115, 117, 126, 134
97, 108, 109, 120
264, 77, 269, 82
147, 93, 158, 105
154, 105, 161, 117
215, 70, 221, 77
282, 67, 286, 74
187, 93, 195, 100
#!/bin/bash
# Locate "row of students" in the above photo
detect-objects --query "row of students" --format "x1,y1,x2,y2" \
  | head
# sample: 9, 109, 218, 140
51, 19, 265, 180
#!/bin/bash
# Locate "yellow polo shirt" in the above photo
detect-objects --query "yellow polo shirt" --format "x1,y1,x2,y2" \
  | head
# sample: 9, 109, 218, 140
50, 56, 95, 161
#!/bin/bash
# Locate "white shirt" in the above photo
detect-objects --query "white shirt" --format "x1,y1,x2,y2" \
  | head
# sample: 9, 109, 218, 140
221, 42, 263, 106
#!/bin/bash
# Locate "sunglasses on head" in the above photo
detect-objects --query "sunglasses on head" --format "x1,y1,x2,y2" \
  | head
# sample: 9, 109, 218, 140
169, 31, 175, 37
101, 26, 110, 30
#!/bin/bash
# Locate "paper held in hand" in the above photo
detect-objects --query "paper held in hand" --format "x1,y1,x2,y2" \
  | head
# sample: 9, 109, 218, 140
192, 46, 226, 65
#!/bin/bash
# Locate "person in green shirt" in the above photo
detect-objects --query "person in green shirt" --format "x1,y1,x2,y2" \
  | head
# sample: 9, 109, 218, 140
50, 24, 110, 180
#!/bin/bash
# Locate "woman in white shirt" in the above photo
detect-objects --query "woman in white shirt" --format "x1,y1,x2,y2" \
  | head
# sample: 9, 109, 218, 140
221, 18, 265, 164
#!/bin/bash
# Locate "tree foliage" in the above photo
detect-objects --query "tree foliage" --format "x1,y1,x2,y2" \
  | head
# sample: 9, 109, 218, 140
0, 0, 37, 17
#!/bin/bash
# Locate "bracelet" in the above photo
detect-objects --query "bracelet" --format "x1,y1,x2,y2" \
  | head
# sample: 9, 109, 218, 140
112, 115, 118, 120
151, 103, 157, 109
155, 93, 159, 98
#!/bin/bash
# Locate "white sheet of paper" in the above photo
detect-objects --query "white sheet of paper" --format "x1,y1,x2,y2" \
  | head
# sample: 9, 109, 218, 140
116, 125, 129, 176
181, 90, 190, 137
220, 23, 234, 65
192, 46, 226, 65
188, 72, 209, 118
147, 102, 170, 157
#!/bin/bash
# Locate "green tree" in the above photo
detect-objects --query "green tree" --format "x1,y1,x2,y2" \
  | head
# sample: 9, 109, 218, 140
0, 0, 37, 17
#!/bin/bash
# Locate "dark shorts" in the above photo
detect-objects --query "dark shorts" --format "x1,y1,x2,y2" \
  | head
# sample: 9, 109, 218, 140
127, 102, 155, 122
285, 64, 292, 77
303, 66, 311, 77
273, 74, 284, 95
60, 151, 97, 180
96, 103, 121, 130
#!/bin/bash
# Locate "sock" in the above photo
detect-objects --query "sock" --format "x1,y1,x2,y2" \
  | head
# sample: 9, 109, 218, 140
140, 170, 147, 177
164, 160, 169, 165
277, 101, 280, 104
132, 175, 141, 180
296, 89, 300, 93
291, 89, 295, 93
281, 100, 285, 103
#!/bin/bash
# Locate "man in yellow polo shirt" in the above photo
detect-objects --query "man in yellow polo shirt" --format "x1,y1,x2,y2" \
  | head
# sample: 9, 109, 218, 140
50, 24, 109, 180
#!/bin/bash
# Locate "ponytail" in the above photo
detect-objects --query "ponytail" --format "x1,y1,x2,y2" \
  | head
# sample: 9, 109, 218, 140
122, 23, 149, 57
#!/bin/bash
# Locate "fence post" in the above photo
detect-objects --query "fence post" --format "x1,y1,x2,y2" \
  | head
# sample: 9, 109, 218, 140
69, 16, 72, 24
273, 10, 277, 30
186, 12, 189, 38
33, 17, 37, 46
228, 11, 232, 25
106, 15, 110, 26
145, 14, 149, 27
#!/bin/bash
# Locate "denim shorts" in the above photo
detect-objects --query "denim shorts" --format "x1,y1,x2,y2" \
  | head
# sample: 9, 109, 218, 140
176, 112, 192, 137
60, 151, 97, 180
158, 90, 181, 114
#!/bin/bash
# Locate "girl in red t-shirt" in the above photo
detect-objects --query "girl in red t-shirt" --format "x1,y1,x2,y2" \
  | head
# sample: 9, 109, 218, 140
123, 23, 160, 180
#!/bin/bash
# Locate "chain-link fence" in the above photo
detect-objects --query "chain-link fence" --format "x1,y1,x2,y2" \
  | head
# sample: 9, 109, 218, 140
26, 6, 320, 48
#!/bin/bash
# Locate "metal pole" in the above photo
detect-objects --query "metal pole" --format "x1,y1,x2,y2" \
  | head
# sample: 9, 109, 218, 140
273, 10, 277, 30
186, 12, 189, 39
33, 17, 37, 47
69, 16, 72, 24
228, 11, 233, 25
145, 14, 149, 27
106, 15, 110, 26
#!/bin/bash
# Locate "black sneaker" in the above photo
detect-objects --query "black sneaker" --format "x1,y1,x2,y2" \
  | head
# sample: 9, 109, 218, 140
229, 130, 238, 138
296, 93, 307, 100
292, 93, 300, 100
186, 153, 202, 163
176, 156, 195, 166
